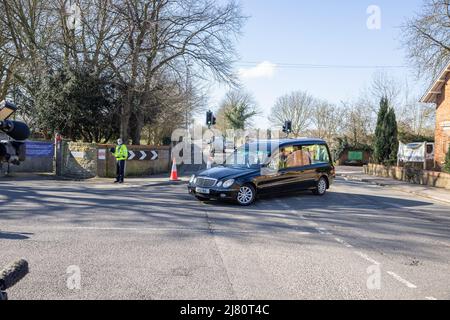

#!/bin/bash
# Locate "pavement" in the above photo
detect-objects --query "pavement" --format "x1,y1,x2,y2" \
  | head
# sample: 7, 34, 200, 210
337, 166, 450, 205
0, 172, 190, 186
1, 171, 450, 300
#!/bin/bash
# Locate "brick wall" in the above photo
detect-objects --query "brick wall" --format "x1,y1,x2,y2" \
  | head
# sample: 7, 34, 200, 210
57, 141, 171, 179
61, 142, 98, 179
365, 164, 450, 190
435, 74, 450, 168
96, 145, 171, 178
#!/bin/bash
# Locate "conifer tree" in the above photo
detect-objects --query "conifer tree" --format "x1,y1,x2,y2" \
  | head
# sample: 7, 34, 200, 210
373, 97, 389, 164
443, 147, 450, 174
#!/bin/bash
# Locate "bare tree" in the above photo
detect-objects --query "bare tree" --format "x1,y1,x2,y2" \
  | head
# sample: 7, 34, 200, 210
354, 71, 408, 137
216, 90, 258, 131
269, 91, 315, 136
309, 101, 344, 143
369, 70, 402, 107
0, 0, 53, 100
142, 75, 205, 145
105, 0, 245, 144
368, 72, 435, 138
398, 89, 436, 138
340, 101, 374, 146
0, 0, 244, 143
402, 0, 450, 79
0, 35, 15, 101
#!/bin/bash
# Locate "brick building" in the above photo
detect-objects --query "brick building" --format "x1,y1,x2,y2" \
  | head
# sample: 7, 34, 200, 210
421, 62, 450, 169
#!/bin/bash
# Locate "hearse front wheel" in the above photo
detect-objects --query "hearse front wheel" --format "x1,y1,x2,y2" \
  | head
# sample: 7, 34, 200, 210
236, 184, 256, 206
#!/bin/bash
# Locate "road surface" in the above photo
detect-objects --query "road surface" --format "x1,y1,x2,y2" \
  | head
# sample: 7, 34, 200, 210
0, 176, 449, 300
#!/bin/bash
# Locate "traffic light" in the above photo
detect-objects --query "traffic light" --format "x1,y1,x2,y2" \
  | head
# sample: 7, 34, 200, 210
282, 121, 292, 135
206, 110, 217, 128
206, 110, 212, 126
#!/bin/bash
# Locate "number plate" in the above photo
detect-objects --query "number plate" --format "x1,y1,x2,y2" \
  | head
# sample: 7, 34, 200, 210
196, 187, 210, 194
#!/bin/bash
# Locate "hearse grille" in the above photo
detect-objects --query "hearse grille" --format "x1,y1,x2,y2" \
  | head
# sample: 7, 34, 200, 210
196, 177, 217, 188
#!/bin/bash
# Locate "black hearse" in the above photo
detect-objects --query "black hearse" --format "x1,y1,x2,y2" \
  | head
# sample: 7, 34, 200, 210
188, 138, 335, 206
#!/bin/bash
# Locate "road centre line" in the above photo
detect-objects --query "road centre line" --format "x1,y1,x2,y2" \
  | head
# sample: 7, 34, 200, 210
386, 271, 418, 289
354, 251, 381, 266
273, 199, 426, 293
334, 237, 354, 248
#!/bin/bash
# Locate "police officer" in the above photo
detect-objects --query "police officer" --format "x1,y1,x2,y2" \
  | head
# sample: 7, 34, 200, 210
113, 138, 128, 184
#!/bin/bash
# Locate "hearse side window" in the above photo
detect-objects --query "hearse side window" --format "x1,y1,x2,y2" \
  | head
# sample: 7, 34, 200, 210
302, 144, 330, 165
270, 144, 330, 170
277, 145, 313, 169
285, 146, 312, 168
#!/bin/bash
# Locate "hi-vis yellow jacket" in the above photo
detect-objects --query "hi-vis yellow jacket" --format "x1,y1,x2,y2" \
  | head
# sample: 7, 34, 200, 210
114, 144, 128, 161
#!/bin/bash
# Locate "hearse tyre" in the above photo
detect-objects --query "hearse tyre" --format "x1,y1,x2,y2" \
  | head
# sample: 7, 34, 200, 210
236, 184, 257, 206
313, 176, 328, 196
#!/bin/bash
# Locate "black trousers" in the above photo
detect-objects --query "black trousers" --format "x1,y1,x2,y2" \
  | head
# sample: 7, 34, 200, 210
116, 160, 126, 182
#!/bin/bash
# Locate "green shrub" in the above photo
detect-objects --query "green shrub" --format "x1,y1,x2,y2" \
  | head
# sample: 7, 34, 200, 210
443, 147, 450, 174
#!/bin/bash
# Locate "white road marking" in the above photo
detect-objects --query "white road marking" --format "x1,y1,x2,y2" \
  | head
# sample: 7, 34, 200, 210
268, 187, 426, 294
334, 237, 353, 248
214, 230, 312, 235
44, 226, 210, 232
11, 225, 312, 236
387, 271, 417, 289
354, 251, 381, 266
425, 296, 438, 300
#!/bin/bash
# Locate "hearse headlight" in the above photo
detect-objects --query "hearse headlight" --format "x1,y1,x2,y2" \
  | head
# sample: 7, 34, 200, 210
216, 181, 223, 187
223, 179, 235, 189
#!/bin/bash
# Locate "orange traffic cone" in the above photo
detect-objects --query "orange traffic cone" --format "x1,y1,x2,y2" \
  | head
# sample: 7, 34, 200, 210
170, 158, 180, 181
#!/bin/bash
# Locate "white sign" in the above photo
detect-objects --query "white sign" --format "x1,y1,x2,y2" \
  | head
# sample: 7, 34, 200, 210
398, 142, 434, 163
71, 151, 86, 159
151, 150, 158, 160
98, 149, 106, 160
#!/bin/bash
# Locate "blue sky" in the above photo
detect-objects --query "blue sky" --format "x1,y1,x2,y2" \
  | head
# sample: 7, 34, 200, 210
204, 0, 427, 129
